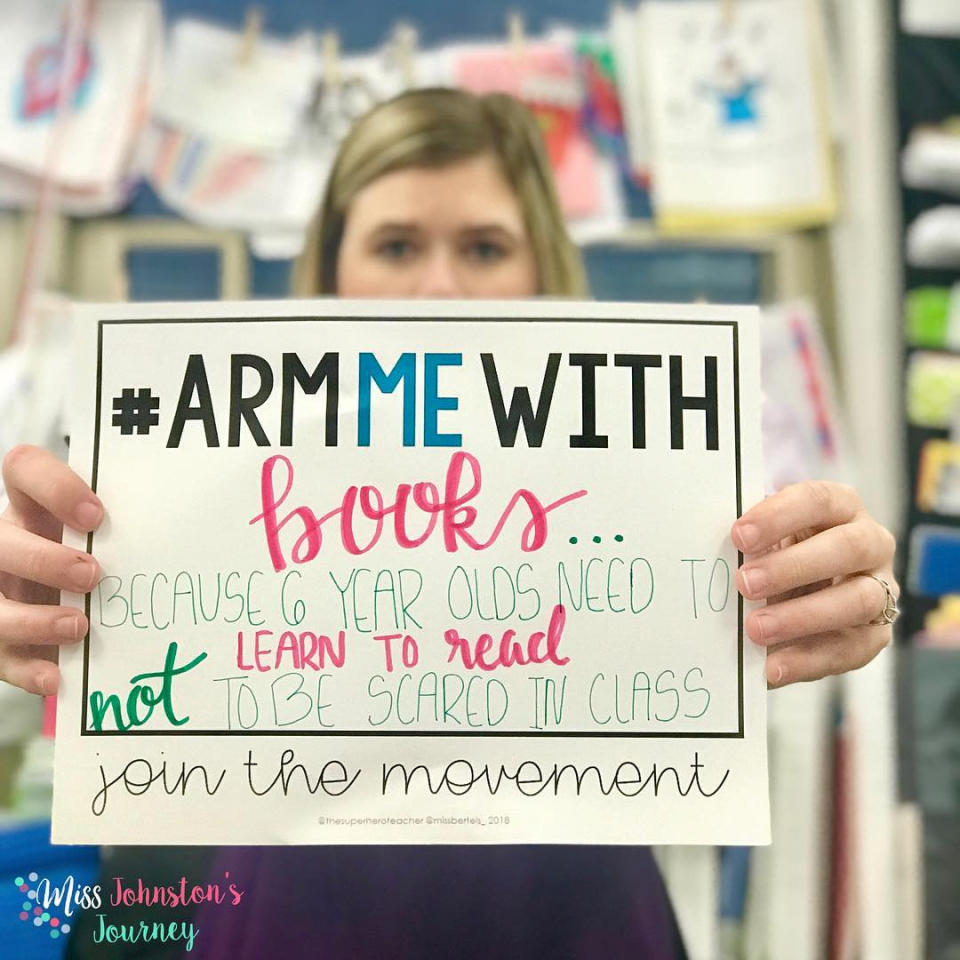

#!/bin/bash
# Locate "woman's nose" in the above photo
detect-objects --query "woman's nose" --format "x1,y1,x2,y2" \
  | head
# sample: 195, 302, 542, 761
414, 248, 462, 298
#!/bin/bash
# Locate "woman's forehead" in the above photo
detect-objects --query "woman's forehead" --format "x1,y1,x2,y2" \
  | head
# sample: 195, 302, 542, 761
346, 155, 525, 231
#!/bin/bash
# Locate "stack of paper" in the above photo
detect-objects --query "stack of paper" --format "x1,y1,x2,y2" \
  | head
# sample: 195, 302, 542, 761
902, 0, 960, 37
907, 207, 960, 269
903, 124, 960, 196
0, 0, 161, 215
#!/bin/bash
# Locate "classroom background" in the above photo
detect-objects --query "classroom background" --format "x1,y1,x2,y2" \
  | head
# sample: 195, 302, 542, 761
0, 0, 958, 958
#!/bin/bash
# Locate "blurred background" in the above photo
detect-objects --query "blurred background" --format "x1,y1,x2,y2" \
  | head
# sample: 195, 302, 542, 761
0, 1, 957, 958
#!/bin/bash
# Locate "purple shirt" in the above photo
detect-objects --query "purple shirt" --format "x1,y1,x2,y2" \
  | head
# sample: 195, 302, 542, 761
191, 845, 685, 959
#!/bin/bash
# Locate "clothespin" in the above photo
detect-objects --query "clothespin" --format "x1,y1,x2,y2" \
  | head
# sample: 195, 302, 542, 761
392, 22, 418, 88
237, 6, 262, 65
507, 10, 526, 62
322, 29, 341, 92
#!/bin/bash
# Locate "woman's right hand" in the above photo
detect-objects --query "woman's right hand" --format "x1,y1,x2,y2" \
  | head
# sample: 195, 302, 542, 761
0, 444, 103, 696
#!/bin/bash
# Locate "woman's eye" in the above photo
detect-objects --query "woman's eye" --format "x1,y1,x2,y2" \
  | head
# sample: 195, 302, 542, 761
376, 239, 417, 262
465, 241, 507, 264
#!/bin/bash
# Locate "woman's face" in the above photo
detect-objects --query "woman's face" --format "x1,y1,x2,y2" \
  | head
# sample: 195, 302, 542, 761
336, 153, 538, 298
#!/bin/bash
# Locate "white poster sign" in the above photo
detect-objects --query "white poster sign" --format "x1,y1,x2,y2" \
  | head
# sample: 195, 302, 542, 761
52, 299, 769, 846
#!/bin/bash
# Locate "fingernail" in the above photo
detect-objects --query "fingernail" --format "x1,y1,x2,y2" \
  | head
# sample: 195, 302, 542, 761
36, 672, 53, 697
739, 567, 768, 598
734, 523, 759, 551
751, 612, 775, 644
74, 500, 103, 530
766, 660, 784, 686
69, 558, 98, 592
55, 615, 82, 640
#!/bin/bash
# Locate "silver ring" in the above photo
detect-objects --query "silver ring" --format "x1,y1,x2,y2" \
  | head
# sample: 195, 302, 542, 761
867, 575, 899, 626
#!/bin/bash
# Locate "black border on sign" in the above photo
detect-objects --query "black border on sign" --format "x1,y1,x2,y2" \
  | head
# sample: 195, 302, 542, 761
81, 315, 745, 739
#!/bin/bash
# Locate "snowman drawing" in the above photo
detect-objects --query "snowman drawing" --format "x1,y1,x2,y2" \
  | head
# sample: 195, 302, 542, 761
701, 51, 765, 128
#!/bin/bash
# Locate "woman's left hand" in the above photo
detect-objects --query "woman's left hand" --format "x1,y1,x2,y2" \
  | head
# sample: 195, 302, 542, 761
730, 480, 898, 689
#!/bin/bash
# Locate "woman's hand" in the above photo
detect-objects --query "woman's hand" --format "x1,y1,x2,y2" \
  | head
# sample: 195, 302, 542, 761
0, 445, 102, 696
730, 480, 898, 689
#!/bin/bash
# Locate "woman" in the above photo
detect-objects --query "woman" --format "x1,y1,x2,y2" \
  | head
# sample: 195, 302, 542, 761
1, 89, 897, 959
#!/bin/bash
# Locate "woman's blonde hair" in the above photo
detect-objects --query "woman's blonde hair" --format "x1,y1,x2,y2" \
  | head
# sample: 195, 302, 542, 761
303, 87, 587, 296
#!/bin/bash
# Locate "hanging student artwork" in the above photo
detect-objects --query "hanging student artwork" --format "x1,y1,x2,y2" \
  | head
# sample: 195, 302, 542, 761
52, 299, 769, 846
452, 43, 602, 219
640, 0, 835, 231
0, 0, 161, 193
